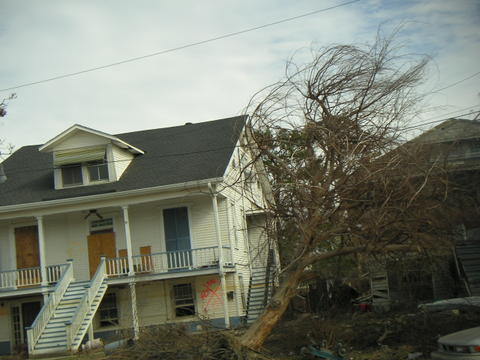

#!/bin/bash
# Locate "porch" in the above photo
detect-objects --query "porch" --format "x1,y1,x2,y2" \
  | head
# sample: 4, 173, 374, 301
0, 246, 233, 297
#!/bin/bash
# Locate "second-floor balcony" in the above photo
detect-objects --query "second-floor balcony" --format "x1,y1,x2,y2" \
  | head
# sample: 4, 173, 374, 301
0, 264, 68, 292
0, 246, 233, 297
106, 246, 233, 280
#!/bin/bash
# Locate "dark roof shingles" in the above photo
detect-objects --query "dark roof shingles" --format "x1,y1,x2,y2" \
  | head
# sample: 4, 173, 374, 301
0, 116, 246, 206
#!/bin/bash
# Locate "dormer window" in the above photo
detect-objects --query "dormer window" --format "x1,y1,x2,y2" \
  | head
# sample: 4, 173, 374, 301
55, 147, 110, 188
87, 160, 109, 182
61, 163, 83, 186
39, 124, 145, 190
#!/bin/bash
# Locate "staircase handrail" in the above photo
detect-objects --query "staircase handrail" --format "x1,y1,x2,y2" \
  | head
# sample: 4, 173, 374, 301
66, 257, 106, 351
453, 245, 472, 296
263, 249, 274, 306
27, 260, 73, 355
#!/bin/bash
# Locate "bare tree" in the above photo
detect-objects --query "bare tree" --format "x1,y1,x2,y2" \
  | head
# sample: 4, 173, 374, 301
0, 93, 16, 157
0, 93, 15, 118
237, 34, 457, 350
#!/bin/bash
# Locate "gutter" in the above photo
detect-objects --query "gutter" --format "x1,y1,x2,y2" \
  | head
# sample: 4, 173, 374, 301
0, 177, 223, 215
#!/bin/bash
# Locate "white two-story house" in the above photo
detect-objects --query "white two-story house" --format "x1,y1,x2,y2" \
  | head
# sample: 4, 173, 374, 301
0, 116, 275, 356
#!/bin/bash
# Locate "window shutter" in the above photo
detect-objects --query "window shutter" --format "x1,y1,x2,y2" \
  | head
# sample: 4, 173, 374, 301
54, 147, 106, 166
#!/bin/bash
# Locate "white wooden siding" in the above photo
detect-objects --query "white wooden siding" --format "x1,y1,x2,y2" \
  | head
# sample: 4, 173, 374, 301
0, 197, 230, 280
53, 132, 109, 151
0, 224, 12, 270
99, 274, 241, 332
111, 145, 134, 180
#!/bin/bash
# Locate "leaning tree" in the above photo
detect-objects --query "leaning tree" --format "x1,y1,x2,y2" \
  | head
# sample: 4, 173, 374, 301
235, 34, 457, 350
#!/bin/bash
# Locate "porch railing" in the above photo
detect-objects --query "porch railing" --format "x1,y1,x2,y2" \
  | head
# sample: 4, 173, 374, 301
26, 261, 73, 355
106, 246, 232, 277
0, 263, 67, 290
66, 257, 107, 351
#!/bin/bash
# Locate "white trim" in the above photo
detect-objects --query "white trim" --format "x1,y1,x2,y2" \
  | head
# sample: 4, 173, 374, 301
9, 221, 38, 271
106, 143, 117, 181
36, 216, 47, 286
39, 124, 144, 155
8, 296, 44, 350
0, 177, 224, 219
122, 206, 134, 276
8, 224, 16, 271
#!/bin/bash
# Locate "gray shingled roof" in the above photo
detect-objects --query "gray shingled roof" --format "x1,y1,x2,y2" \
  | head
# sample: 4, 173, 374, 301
414, 118, 480, 143
0, 115, 246, 207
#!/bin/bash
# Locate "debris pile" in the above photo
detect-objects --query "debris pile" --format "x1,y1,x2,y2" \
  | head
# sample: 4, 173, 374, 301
264, 307, 480, 359
106, 325, 246, 360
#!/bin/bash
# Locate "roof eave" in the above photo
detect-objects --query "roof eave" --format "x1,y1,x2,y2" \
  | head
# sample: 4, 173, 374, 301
0, 177, 224, 218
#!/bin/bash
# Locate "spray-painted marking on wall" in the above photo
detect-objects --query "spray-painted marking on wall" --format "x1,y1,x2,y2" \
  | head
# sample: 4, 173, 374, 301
200, 278, 222, 312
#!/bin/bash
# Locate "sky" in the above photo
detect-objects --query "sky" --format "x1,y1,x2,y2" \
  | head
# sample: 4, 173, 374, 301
0, 0, 479, 154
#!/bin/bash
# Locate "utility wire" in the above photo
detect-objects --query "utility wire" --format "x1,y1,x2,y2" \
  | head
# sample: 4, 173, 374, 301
2, 106, 479, 176
401, 109, 480, 131
431, 71, 480, 93
403, 108, 480, 131
0, 0, 360, 92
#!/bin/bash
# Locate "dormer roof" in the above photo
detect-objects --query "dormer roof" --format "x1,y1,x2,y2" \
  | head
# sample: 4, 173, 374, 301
39, 124, 144, 154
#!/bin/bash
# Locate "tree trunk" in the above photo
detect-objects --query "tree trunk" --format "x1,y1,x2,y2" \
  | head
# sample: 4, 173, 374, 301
238, 245, 415, 350
239, 262, 305, 350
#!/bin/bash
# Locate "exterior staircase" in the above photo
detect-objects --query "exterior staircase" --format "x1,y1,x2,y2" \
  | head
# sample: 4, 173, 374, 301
246, 249, 277, 325
245, 267, 272, 324
369, 270, 390, 310
27, 258, 108, 356
455, 240, 480, 296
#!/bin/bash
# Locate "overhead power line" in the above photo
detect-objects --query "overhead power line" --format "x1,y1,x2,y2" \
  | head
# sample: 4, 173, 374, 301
432, 71, 480, 93
2, 105, 479, 176
404, 107, 480, 131
0, 0, 360, 92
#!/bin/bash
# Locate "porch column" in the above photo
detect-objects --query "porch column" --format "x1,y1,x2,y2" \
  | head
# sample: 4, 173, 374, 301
130, 282, 140, 339
36, 216, 48, 286
121, 206, 135, 276
209, 183, 230, 328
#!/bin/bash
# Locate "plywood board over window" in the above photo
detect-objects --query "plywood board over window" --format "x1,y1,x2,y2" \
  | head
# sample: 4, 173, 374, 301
87, 232, 116, 278
15, 226, 40, 269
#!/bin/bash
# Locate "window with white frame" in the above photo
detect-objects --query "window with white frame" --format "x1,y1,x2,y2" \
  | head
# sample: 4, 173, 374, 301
55, 147, 110, 188
61, 163, 83, 186
87, 160, 109, 182
99, 293, 119, 327
173, 283, 195, 317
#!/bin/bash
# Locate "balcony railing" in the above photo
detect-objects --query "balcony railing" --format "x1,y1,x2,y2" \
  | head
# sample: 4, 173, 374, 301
0, 264, 68, 290
106, 246, 232, 277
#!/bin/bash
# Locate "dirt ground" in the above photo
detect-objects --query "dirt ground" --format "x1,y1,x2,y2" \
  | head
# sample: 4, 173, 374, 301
263, 307, 480, 359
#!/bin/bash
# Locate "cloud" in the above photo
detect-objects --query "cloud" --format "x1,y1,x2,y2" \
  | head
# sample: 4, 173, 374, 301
0, 0, 478, 150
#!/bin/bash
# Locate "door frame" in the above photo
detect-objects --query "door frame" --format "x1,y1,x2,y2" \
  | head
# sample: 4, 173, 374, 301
159, 204, 194, 253
159, 205, 194, 269
9, 221, 37, 270
9, 297, 43, 352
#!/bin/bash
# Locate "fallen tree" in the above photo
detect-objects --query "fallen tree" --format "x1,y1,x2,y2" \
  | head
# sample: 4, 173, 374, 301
236, 33, 458, 350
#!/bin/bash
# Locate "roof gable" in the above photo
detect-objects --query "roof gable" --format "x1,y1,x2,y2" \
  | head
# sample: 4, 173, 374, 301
39, 124, 144, 154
